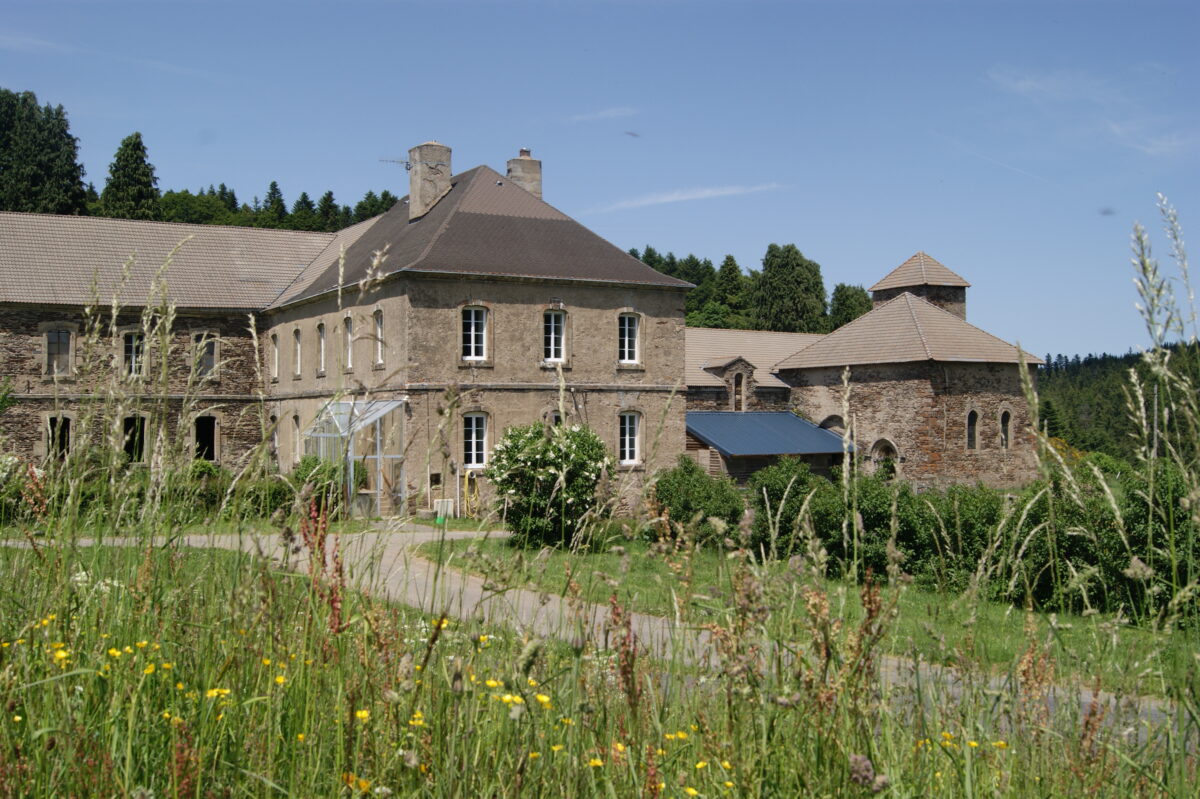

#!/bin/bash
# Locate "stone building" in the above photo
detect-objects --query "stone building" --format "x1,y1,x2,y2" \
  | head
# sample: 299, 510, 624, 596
0, 142, 689, 515
683, 253, 1041, 489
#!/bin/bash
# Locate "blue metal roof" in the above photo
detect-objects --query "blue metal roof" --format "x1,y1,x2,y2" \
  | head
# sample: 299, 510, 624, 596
685, 412, 852, 457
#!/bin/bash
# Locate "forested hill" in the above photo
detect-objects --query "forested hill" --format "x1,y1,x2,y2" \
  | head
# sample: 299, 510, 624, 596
1038, 343, 1200, 462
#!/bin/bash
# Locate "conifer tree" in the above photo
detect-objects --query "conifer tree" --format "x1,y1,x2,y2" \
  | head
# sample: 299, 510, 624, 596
713, 255, 750, 324
353, 190, 380, 222
256, 181, 288, 228
289, 191, 319, 231
829, 283, 873, 329
315, 190, 341, 231
0, 89, 87, 214
753, 244, 829, 333
99, 132, 160, 220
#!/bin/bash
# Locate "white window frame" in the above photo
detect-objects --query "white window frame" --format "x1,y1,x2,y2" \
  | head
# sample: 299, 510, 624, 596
463, 412, 488, 469
618, 411, 641, 465
316, 323, 326, 374
343, 316, 354, 370
123, 331, 145, 379
462, 307, 487, 361
543, 310, 565, 362
373, 309, 385, 366
617, 313, 639, 364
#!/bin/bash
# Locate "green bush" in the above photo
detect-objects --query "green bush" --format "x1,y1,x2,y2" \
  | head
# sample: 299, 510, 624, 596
484, 422, 612, 548
651, 456, 745, 544
748, 458, 838, 555
291, 454, 367, 514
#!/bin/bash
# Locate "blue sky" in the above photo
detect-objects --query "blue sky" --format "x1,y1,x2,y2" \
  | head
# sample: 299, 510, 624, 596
3, 0, 1198, 357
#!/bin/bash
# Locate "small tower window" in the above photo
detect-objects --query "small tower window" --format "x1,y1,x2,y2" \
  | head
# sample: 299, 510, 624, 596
1000, 411, 1011, 449
966, 410, 979, 450
195, 416, 217, 461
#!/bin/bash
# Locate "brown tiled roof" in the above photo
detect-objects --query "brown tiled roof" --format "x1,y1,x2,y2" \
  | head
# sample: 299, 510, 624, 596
774, 293, 1042, 369
869, 251, 970, 291
0, 211, 332, 309
280, 165, 691, 305
686, 327, 824, 388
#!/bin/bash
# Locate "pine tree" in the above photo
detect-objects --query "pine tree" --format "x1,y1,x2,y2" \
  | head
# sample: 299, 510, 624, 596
829, 283, 873, 329
256, 181, 288, 228
99, 132, 161, 220
289, 191, 319, 231
315, 191, 341, 231
354, 190, 380, 222
378, 190, 399, 213
752, 244, 829, 333
0, 89, 87, 214
713, 255, 750, 325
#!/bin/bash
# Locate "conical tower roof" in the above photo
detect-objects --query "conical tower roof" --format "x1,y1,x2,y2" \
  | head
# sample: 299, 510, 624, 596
869, 251, 970, 292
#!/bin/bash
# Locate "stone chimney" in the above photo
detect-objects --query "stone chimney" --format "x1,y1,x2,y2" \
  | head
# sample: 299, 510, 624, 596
505, 148, 542, 199
408, 141, 452, 220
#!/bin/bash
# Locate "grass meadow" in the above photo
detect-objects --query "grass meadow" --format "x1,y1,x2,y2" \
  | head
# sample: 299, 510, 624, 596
0, 200, 1197, 797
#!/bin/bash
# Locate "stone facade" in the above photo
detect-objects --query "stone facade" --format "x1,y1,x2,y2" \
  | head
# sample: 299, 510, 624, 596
0, 303, 265, 466
871, 284, 966, 319
782, 361, 1038, 489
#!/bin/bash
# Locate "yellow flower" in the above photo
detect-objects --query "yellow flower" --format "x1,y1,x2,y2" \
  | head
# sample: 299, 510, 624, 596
297, 733, 305, 741
684, 789, 699, 797
408, 710, 425, 727
49, 641, 65, 650
53, 649, 70, 661
656, 748, 666, 756
665, 733, 677, 741
355, 709, 370, 723
588, 758, 603, 767
724, 781, 734, 788
550, 745, 564, 752
161, 711, 171, 720
527, 678, 538, 687
529, 751, 541, 759
677, 730, 689, 740
993, 740, 1008, 749
107, 648, 122, 658
615, 742, 626, 753
135, 640, 148, 649
436, 617, 449, 629
485, 679, 502, 688
262, 658, 271, 666
161, 662, 173, 670
205, 688, 230, 699
968, 740, 979, 748
275, 675, 286, 685
123, 646, 133, 654
535, 694, 552, 707
175, 682, 184, 690
720, 760, 732, 770
143, 663, 156, 675
696, 761, 708, 769
478, 634, 489, 644
11, 715, 22, 723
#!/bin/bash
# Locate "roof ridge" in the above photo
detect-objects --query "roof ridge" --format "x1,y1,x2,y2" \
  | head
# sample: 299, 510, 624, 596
0, 209, 338, 240
903, 292, 934, 359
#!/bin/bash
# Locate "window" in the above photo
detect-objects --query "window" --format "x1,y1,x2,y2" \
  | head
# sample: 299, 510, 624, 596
47, 416, 71, 459
462, 307, 487, 360
548, 411, 563, 426
1000, 411, 1011, 449
123, 416, 146, 462
269, 414, 278, 456
343, 317, 354, 369
292, 415, 301, 465
193, 332, 216, 378
543, 310, 565, 362
733, 373, 745, 411
618, 412, 640, 465
195, 416, 217, 461
46, 330, 71, 376
966, 410, 979, 450
270, 334, 279, 380
373, 309, 384, 366
463, 413, 487, 468
316, 323, 326, 373
617, 314, 639, 364
123, 332, 144, 378
292, 329, 302, 377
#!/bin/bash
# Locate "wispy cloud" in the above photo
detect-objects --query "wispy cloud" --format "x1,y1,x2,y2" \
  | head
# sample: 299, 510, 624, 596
570, 106, 637, 122
592, 183, 783, 214
987, 64, 1194, 158
0, 30, 213, 79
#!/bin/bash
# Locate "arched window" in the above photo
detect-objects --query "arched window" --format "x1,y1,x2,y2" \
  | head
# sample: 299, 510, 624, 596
869, 439, 898, 479
618, 411, 641, 465
373, 309, 385, 366
732, 373, 745, 411
270, 334, 279, 380
292, 414, 301, 465
463, 413, 488, 468
292, 329, 302, 378
819, 415, 845, 434
316, 323, 326, 373
343, 317, 354, 370
1000, 411, 1011, 449
966, 410, 979, 450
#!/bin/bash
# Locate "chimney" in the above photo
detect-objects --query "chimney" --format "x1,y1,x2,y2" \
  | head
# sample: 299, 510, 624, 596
506, 148, 542, 199
408, 141, 452, 220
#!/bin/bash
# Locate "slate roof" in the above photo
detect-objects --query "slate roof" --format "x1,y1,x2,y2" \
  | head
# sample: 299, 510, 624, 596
773, 292, 1042, 370
686, 412, 850, 457
275, 165, 691, 306
870, 251, 970, 292
685, 327, 824, 389
0, 211, 332, 309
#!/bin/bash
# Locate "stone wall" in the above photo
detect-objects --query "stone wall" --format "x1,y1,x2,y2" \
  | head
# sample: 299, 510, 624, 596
871, 285, 966, 319
0, 303, 266, 467
784, 361, 1038, 489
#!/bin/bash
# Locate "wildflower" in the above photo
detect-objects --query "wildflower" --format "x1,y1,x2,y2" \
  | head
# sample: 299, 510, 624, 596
275, 675, 286, 685
485, 679, 502, 688
436, 618, 449, 630
684, 789, 699, 797
665, 733, 677, 741
297, 733, 305, 741
49, 642, 65, 650
161, 711, 171, 720
696, 761, 708, 769
408, 710, 425, 727
478, 634, 489, 644
535, 693, 552, 708
677, 731, 689, 739
161, 662, 173, 670
135, 640, 148, 649
143, 663, 156, 675
53, 649, 70, 662
262, 658, 271, 666
123, 646, 133, 654
550, 745, 564, 752
527, 677, 538, 687
993, 740, 1008, 749
108, 648, 122, 658
355, 709, 370, 723
615, 743, 626, 753
724, 781, 734, 788
529, 751, 541, 759
968, 740, 979, 748
175, 682, 184, 690
559, 717, 574, 726
12, 715, 22, 723
205, 688, 231, 699
588, 758, 603, 767
721, 760, 732, 770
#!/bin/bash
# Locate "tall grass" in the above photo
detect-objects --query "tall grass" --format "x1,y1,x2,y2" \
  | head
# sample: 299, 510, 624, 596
0, 203, 1197, 797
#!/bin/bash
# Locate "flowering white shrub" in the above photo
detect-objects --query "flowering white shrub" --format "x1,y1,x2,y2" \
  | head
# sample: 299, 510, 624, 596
483, 423, 612, 547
